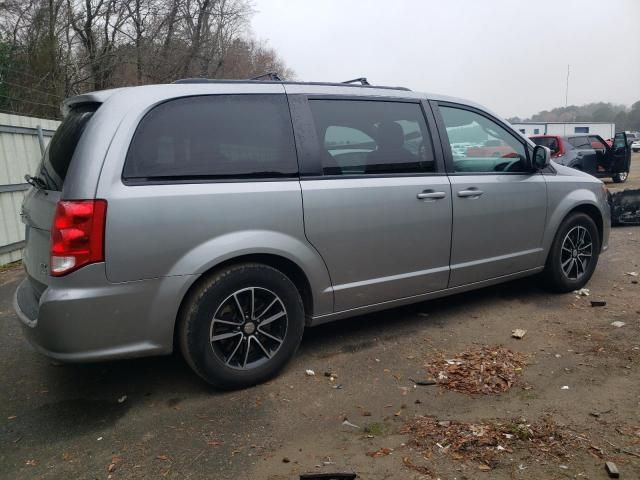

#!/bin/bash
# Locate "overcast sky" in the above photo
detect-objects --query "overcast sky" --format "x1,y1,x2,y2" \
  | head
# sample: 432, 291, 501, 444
251, 0, 640, 119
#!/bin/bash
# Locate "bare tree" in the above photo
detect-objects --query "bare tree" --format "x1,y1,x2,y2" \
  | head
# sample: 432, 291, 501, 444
0, 0, 295, 118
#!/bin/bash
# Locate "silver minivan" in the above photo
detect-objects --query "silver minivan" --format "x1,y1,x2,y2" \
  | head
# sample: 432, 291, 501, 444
14, 80, 613, 388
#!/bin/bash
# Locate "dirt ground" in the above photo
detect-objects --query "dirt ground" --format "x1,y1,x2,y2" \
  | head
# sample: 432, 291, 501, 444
1, 155, 639, 480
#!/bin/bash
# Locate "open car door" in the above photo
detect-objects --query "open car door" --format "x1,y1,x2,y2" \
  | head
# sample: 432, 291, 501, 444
610, 132, 631, 183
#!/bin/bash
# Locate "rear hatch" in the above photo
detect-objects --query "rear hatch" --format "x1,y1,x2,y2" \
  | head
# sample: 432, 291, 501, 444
21, 103, 99, 295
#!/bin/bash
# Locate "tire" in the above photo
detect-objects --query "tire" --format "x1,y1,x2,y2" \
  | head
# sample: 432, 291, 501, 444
543, 212, 600, 293
612, 171, 628, 183
179, 263, 305, 389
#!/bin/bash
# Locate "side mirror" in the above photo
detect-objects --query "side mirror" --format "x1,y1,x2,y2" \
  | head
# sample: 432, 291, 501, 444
532, 145, 551, 170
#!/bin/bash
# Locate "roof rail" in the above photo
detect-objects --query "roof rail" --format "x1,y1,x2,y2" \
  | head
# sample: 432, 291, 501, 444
172, 78, 211, 84
170, 77, 410, 91
342, 77, 370, 86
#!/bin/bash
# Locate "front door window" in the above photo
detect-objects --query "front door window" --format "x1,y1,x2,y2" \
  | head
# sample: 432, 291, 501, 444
439, 107, 528, 173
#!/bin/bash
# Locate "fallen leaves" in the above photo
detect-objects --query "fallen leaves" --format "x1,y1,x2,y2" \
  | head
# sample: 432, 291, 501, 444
425, 346, 527, 395
401, 415, 578, 467
366, 447, 392, 458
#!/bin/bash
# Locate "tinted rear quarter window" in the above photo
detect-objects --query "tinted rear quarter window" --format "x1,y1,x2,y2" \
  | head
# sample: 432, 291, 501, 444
123, 94, 298, 181
39, 103, 99, 191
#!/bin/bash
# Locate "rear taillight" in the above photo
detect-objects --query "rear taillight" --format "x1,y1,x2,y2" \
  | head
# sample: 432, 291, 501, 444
50, 200, 107, 276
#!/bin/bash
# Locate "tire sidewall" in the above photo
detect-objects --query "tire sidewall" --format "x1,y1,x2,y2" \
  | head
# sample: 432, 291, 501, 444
612, 171, 628, 183
546, 213, 600, 292
184, 264, 304, 388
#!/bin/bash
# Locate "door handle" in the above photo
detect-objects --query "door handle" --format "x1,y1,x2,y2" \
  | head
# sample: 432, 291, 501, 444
457, 189, 484, 198
417, 191, 446, 200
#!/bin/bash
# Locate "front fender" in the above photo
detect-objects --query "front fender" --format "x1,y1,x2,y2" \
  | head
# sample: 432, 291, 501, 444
541, 183, 608, 260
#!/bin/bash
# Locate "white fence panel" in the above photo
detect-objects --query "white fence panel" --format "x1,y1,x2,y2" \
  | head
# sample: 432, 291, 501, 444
0, 113, 60, 266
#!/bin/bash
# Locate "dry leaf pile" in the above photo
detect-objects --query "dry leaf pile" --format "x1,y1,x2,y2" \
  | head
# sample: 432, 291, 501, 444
401, 415, 579, 468
425, 346, 526, 394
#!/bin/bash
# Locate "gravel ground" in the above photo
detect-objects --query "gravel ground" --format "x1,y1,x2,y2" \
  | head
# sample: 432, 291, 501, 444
1, 155, 639, 480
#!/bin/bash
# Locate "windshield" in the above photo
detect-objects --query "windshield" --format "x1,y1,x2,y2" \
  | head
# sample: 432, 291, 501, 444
37, 103, 99, 191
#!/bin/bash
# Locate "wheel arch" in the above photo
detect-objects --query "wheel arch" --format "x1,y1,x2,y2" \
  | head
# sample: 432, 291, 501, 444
543, 199, 604, 265
173, 253, 319, 352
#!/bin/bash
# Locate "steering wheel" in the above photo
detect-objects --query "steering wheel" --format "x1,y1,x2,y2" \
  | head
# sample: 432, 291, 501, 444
494, 159, 522, 172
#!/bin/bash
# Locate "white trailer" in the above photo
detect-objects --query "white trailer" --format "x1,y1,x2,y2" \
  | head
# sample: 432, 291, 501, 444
511, 122, 615, 139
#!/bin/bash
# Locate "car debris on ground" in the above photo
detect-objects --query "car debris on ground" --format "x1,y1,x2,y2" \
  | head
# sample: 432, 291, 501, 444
511, 329, 527, 339
590, 300, 607, 307
300, 474, 356, 480
605, 461, 620, 478
342, 420, 360, 429
610, 188, 640, 226
409, 378, 437, 386
424, 346, 526, 395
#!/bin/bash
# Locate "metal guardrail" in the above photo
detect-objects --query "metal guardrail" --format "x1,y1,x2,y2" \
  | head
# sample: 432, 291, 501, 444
0, 124, 56, 137
0, 240, 25, 256
0, 183, 29, 193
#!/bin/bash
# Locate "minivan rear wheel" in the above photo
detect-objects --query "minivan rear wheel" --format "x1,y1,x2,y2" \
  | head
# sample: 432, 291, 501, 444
543, 212, 600, 293
179, 263, 305, 389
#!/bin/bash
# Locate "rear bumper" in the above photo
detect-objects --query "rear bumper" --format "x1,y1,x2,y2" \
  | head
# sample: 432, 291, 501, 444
13, 265, 192, 362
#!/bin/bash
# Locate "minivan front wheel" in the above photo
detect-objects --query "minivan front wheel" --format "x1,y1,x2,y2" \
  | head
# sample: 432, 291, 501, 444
179, 263, 305, 389
543, 212, 600, 292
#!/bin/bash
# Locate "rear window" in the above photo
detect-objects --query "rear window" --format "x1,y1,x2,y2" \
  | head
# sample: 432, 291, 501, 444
123, 94, 298, 181
567, 136, 592, 149
531, 136, 560, 150
39, 103, 99, 191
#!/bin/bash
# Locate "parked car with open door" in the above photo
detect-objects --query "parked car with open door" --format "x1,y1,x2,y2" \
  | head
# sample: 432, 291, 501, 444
531, 133, 631, 183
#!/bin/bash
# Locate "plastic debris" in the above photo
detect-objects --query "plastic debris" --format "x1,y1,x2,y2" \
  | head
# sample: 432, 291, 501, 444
611, 321, 626, 328
561, 386, 570, 390
300, 474, 356, 480
305, 369, 315, 376
625, 271, 639, 277
117, 395, 127, 404
575, 288, 590, 296
410, 378, 437, 386
605, 461, 620, 478
342, 420, 360, 429
511, 329, 527, 339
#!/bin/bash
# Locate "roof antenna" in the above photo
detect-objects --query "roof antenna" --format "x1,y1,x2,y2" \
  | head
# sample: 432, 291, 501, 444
250, 72, 282, 81
342, 77, 370, 86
